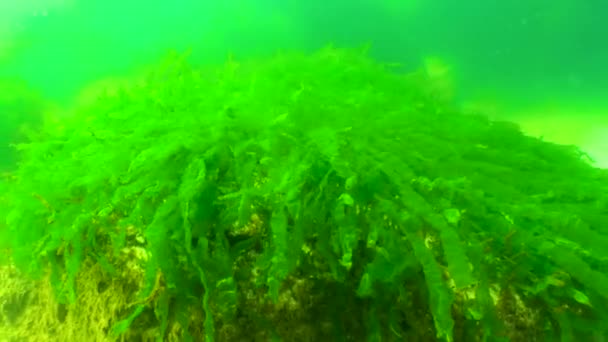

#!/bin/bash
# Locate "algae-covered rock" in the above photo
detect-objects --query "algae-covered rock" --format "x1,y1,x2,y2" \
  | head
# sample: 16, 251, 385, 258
1, 47, 607, 341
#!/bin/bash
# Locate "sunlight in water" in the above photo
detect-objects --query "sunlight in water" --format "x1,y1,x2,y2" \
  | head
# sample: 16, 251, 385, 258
464, 98, 608, 168
512, 104, 608, 168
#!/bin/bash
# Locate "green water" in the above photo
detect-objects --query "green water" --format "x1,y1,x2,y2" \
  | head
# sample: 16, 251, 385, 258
1, 1, 607, 341
2, 1, 607, 104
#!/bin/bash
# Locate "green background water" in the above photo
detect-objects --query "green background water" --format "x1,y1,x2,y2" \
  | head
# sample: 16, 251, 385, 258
1, 0, 608, 163
2, 0, 607, 104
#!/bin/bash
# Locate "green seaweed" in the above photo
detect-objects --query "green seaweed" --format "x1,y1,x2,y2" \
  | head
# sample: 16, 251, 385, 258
1, 46, 608, 341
